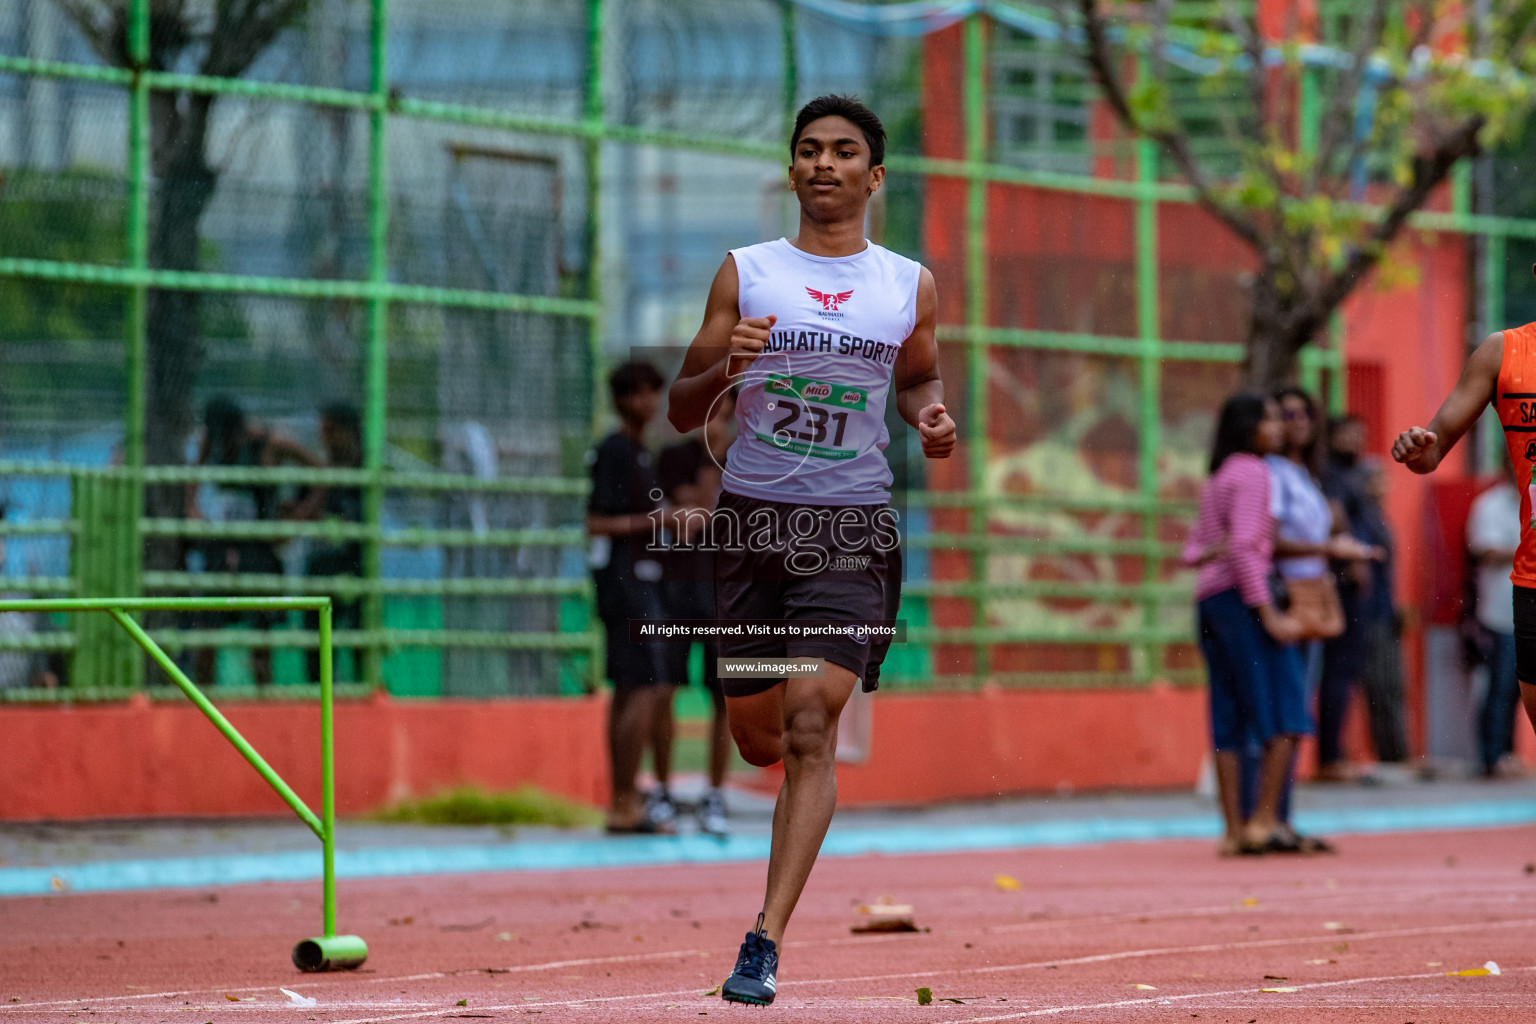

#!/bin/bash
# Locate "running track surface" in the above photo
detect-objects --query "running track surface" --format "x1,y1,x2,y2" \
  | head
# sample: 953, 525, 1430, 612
4, 828, 1536, 1022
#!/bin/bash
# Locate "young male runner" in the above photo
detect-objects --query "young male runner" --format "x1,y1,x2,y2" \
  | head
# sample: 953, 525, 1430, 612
1392, 299, 1536, 750
668, 93, 955, 1006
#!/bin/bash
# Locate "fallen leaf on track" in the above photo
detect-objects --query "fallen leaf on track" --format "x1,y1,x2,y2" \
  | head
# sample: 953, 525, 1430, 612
993, 875, 1020, 892
916, 987, 933, 1005
1446, 962, 1500, 977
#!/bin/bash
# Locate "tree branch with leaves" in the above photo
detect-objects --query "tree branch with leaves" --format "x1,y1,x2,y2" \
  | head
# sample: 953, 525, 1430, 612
1063, 0, 1536, 388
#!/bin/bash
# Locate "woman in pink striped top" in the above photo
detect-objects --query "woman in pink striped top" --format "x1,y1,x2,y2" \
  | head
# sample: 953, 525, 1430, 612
1187, 394, 1305, 856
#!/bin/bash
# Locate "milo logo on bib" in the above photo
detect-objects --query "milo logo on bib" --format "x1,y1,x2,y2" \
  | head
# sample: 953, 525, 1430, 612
763, 373, 867, 411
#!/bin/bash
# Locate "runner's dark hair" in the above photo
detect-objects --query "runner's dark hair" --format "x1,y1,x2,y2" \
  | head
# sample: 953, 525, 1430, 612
1209, 392, 1272, 474
791, 94, 885, 168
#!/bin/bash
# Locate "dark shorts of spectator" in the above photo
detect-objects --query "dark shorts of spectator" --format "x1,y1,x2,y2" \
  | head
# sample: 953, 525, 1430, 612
594, 572, 669, 691
712, 489, 901, 699
1197, 587, 1313, 751
661, 579, 721, 696
190, 541, 286, 631
1514, 585, 1536, 684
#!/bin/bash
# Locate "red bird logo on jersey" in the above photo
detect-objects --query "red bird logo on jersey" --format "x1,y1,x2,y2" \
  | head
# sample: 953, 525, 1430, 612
806, 287, 853, 311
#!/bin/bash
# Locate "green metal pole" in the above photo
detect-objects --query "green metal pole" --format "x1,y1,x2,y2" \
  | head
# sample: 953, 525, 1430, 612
107, 607, 325, 837
125, 0, 148, 477
1452, 160, 1472, 226
584, 0, 606, 693
585, 0, 605, 439
1297, 66, 1328, 406
1327, 314, 1346, 415
124, 0, 149, 687
963, 15, 990, 686
782, 1, 798, 131
1299, 67, 1319, 165
319, 601, 336, 937
1134, 123, 1161, 683
1482, 231, 1508, 471
362, 0, 389, 689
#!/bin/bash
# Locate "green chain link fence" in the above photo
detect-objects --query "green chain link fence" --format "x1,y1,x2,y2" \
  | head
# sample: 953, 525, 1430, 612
0, 0, 1531, 698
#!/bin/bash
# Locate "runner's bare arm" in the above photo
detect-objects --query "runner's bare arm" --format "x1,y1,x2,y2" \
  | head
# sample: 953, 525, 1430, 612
1392, 332, 1503, 474
669, 255, 774, 433
892, 268, 953, 459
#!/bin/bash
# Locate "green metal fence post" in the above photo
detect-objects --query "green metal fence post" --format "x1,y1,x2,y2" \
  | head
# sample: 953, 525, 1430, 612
362, 0, 390, 690
1480, 231, 1509, 471
782, 1, 798, 130
963, 14, 991, 686
319, 600, 336, 937
584, 0, 606, 693
124, 0, 149, 688
1133, 94, 1162, 683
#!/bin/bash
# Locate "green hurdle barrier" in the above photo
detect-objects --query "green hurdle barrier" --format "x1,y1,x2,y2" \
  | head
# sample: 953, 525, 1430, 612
0, 596, 367, 972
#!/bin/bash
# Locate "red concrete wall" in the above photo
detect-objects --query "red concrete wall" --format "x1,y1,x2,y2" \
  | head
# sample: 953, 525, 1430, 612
0, 693, 609, 821
748, 686, 1210, 804
0, 690, 1211, 819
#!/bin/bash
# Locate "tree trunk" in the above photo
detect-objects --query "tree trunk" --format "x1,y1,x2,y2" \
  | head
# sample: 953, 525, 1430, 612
1242, 271, 1322, 392
142, 92, 217, 574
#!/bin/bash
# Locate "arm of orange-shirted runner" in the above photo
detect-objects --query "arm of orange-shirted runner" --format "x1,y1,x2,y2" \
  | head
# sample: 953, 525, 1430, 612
893, 268, 953, 459
1393, 332, 1503, 475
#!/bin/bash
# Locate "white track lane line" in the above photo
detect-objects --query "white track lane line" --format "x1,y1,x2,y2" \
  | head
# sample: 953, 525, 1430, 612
118, 916, 1536, 1024
948, 965, 1536, 1021
0, 949, 712, 1010
779, 915, 1536, 988
7, 899, 1532, 1013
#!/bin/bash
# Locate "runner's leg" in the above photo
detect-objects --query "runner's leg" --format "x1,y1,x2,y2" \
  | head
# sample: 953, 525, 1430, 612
726, 666, 857, 946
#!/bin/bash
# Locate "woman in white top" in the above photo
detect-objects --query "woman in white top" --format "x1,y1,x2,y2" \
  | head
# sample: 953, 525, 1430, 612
1255, 388, 1375, 852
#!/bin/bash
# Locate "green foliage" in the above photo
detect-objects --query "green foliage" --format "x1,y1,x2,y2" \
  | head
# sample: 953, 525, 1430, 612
372, 785, 602, 828
0, 169, 125, 344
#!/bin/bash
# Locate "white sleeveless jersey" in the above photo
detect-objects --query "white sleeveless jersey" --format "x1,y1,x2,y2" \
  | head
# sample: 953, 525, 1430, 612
721, 238, 922, 506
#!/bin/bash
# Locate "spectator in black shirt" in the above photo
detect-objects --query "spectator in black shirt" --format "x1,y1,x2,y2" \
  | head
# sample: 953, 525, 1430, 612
658, 387, 736, 836
588, 360, 676, 833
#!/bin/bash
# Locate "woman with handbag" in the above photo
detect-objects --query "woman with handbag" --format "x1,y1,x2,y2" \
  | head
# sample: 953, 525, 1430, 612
1186, 394, 1307, 857
1259, 387, 1380, 851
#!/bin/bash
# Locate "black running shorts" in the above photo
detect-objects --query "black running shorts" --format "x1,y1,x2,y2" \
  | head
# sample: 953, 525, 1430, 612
713, 489, 901, 698
1513, 585, 1536, 684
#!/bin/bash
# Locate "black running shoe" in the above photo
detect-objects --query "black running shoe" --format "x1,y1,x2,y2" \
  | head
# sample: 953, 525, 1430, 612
721, 913, 778, 1006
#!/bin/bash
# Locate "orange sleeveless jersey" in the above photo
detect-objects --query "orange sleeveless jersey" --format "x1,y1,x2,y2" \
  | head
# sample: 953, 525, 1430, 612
1496, 322, 1536, 589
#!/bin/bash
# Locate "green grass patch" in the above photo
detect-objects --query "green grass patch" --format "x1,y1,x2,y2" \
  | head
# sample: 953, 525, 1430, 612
372, 785, 601, 828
